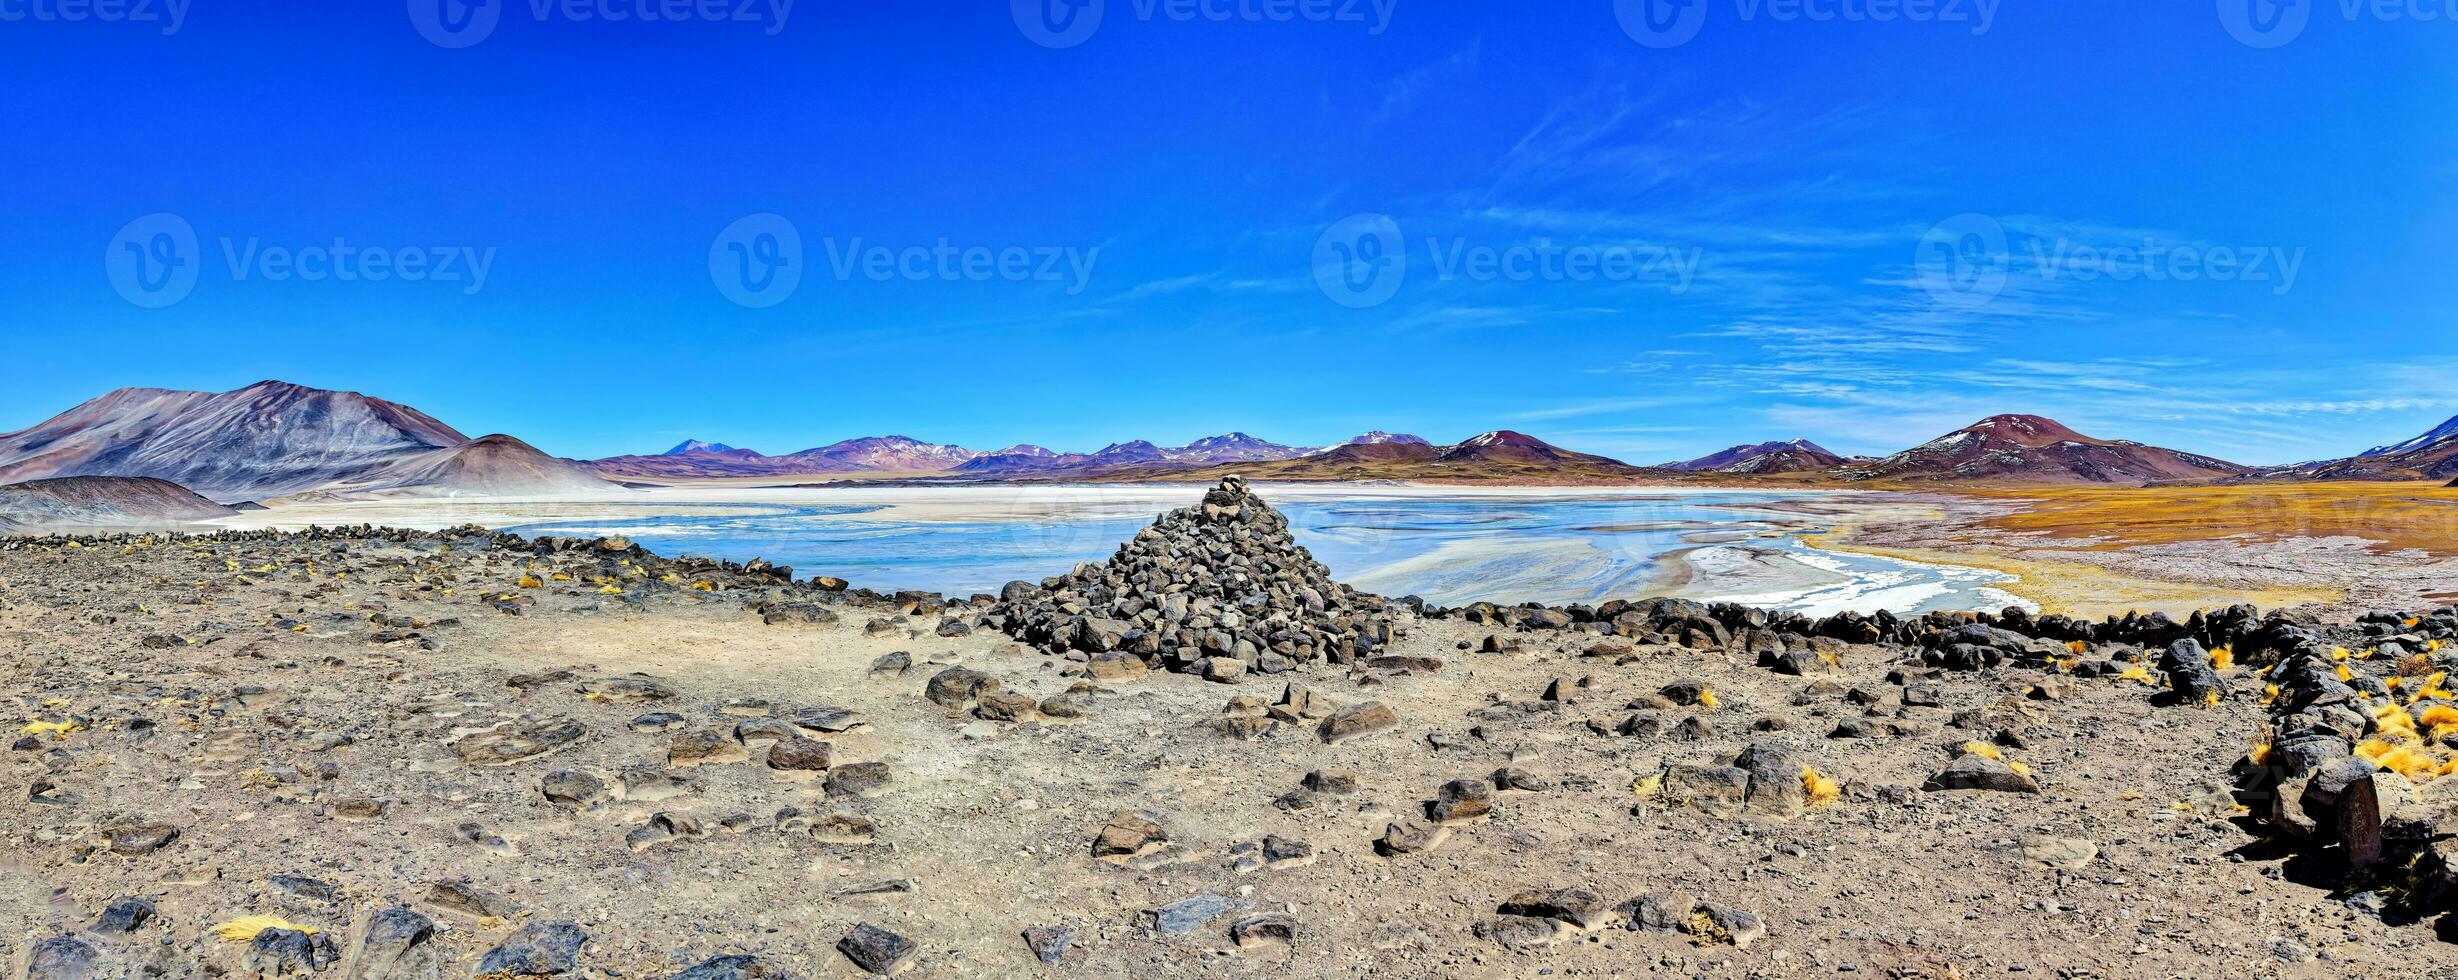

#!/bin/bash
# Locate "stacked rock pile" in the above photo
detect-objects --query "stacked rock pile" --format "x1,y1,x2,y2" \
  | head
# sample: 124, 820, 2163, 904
2238, 606, 2458, 920
985, 477, 1392, 678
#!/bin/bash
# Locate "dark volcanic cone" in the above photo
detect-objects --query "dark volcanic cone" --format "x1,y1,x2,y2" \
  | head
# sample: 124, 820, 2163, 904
988, 477, 1392, 673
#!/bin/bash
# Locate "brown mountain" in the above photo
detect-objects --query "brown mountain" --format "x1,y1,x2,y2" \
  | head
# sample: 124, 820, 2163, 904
0, 475, 237, 530
1664, 439, 1836, 471
0, 381, 472, 501
309, 435, 614, 499
1719, 446, 1850, 475
1665, 439, 1848, 474
1842, 415, 2246, 485
0, 381, 615, 501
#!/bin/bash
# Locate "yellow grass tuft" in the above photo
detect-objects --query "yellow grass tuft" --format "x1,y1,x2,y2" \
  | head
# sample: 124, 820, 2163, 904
2337, 663, 2355, 683
2066, 640, 2090, 654
19, 720, 80, 740
2210, 646, 2234, 672
515, 575, 542, 589
1696, 690, 1720, 710
2113, 665, 2157, 685
2262, 683, 2281, 706
209, 915, 316, 942
1631, 775, 1662, 798
1955, 741, 2002, 760
2371, 702, 2419, 739
2006, 760, 2034, 776
2335, 647, 2353, 662
2248, 742, 2274, 766
597, 584, 623, 595
1801, 765, 1841, 807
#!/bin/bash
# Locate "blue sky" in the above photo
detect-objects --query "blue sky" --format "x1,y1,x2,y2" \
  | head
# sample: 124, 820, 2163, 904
2, 1, 2453, 464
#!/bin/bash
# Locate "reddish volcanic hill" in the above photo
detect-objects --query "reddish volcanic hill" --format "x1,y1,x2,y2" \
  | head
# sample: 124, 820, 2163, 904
1720, 445, 1850, 475
1843, 415, 2246, 485
1666, 439, 1844, 473
1436, 430, 1626, 467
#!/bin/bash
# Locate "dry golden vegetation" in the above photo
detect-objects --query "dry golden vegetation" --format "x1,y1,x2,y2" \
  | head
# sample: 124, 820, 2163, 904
1953, 481, 2458, 556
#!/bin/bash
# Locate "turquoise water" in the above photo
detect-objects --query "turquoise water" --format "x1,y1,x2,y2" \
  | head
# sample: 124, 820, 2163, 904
497, 491, 2029, 615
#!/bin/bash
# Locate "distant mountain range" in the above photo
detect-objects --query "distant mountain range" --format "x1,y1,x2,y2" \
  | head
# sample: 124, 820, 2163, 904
1092, 430, 1654, 484
2283, 417, 2458, 481
5, 381, 2457, 527
0, 381, 614, 502
589, 431, 1325, 481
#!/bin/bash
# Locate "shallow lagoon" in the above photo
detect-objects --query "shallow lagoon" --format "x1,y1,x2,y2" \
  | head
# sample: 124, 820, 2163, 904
420, 486, 2035, 616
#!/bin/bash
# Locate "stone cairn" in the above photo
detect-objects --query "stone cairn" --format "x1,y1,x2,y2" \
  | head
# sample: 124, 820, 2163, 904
987, 477, 1392, 679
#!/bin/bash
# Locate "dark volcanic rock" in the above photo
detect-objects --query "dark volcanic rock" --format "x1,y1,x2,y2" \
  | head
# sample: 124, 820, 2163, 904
985, 477, 1391, 676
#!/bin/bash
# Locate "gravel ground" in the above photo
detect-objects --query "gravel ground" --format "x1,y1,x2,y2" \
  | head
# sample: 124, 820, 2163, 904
2, 525, 2453, 978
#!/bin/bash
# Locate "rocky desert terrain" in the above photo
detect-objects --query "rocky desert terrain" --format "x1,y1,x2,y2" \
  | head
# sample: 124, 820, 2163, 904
6, 478, 2458, 978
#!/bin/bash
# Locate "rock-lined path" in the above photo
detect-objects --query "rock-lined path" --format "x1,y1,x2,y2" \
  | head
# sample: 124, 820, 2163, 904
2, 481, 2455, 976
